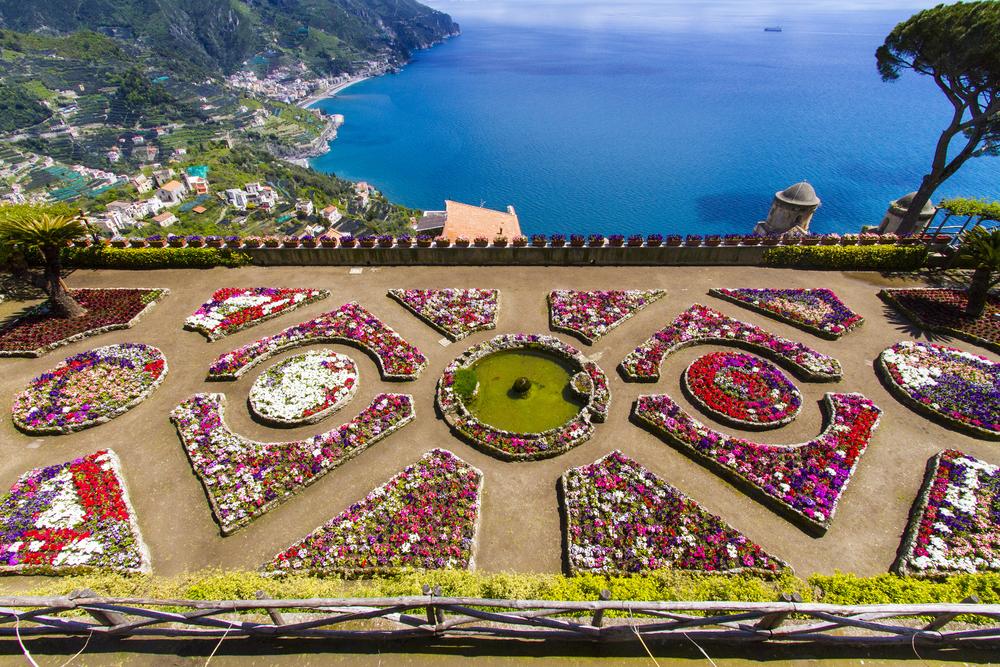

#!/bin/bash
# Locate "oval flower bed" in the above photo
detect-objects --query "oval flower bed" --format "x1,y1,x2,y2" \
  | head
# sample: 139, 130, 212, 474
620, 304, 842, 383
437, 334, 610, 461
548, 289, 665, 344
562, 451, 788, 575
895, 449, 1000, 576
249, 351, 359, 426
388, 288, 499, 341
877, 341, 999, 440
709, 288, 864, 340
12, 343, 168, 435
682, 351, 801, 429
633, 392, 881, 535
184, 287, 330, 341
263, 449, 483, 576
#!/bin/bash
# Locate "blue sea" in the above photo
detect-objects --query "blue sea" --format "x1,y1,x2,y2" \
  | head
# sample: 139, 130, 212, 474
310, 0, 1000, 236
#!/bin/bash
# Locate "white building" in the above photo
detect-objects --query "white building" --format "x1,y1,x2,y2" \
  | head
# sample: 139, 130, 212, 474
321, 205, 343, 224
156, 180, 187, 206
295, 199, 314, 216
226, 189, 249, 210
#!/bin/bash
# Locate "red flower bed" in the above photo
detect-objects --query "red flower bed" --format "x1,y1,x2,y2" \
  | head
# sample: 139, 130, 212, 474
879, 288, 999, 353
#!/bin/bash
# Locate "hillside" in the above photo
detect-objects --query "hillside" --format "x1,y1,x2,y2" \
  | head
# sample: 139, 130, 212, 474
0, 0, 458, 75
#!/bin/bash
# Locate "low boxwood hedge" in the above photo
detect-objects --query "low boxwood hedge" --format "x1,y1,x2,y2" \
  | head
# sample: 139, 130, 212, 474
61, 247, 251, 270
763, 245, 928, 271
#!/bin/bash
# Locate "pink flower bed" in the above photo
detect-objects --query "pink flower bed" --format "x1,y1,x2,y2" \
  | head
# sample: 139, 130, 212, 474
710, 288, 864, 339
620, 304, 842, 382
207, 302, 427, 381
548, 289, 665, 344
633, 392, 881, 534
184, 287, 330, 341
170, 392, 416, 534
388, 288, 499, 341
562, 451, 788, 575
263, 449, 482, 576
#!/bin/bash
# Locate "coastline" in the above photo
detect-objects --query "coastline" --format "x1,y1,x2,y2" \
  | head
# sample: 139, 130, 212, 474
298, 76, 370, 110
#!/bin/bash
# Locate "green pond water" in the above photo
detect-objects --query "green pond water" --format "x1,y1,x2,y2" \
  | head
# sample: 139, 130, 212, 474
466, 350, 584, 434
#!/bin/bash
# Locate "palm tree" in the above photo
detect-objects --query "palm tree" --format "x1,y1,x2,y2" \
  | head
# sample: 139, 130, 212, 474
0, 205, 88, 318
957, 226, 1000, 318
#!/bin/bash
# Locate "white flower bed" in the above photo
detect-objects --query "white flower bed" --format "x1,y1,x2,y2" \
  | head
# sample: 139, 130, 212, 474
249, 351, 359, 426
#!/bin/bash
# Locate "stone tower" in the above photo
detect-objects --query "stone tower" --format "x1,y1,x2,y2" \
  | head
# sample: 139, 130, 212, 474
753, 181, 821, 237
877, 192, 936, 235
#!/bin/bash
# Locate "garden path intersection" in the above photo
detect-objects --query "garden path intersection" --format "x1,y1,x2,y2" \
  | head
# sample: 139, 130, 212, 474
0, 265, 996, 582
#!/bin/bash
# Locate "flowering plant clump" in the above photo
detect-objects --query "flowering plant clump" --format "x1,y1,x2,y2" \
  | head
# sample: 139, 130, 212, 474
683, 352, 801, 429
878, 341, 999, 440
619, 304, 842, 382
709, 288, 864, 340
388, 288, 500, 341
249, 350, 359, 426
633, 392, 881, 534
0, 450, 150, 574
437, 334, 610, 460
208, 302, 427, 381
184, 287, 330, 341
548, 290, 666, 344
562, 451, 788, 575
263, 449, 482, 576
879, 288, 1000, 353
12, 343, 167, 435
170, 392, 415, 534
0, 288, 168, 357
895, 449, 1000, 576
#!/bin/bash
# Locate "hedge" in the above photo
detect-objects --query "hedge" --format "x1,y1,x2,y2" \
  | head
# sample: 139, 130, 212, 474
61, 247, 251, 270
763, 245, 928, 271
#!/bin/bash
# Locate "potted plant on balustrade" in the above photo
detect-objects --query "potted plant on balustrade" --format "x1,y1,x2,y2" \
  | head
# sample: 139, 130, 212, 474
396, 234, 413, 248
473, 236, 489, 247
186, 235, 205, 248
455, 236, 471, 248
761, 235, 780, 246
840, 233, 859, 245
416, 234, 433, 248
206, 236, 223, 248
550, 234, 566, 247
820, 233, 840, 245
588, 234, 605, 247
168, 234, 186, 248
512, 235, 528, 247
493, 235, 508, 247
569, 234, 586, 247
435, 236, 451, 248
300, 235, 318, 248
263, 236, 281, 248
741, 234, 761, 246
704, 234, 721, 247
320, 235, 338, 248
609, 234, 625, 247
652, 234, 669, 247
110, 237, 128, 248
531, 234, 547, 247
340, 234, 357, 248
626, 234, 643, 247
225, 236, 243, 248
359, 235, 376, 248
128, 237, 147, 248
684, 234, 702, 247
722, 234, 741, 246
243, 236, 263, 248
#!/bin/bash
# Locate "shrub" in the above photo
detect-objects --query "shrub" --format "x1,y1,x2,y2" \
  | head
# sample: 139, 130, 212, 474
763, 245, 927, 271
453, 368, 478, 400
62, 247, 251, 269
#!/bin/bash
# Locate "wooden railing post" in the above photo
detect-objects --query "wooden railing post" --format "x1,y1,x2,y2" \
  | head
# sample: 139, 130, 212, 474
69, 589, 129, 629
255, 590, 287, 627
922, 595, 980, 632
422, 584, 437, 627
433, 586, 446, 625
754, 592, 801, 631
591, 589, 612, 628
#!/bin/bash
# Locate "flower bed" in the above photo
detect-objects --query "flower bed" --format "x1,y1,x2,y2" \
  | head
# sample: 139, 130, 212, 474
0, 288, 168, 357
207, 302, 426, 381
709, 288, 864, 340
248, 351, 359, 426
11, 343, 168, 435
877, 341, 999, 440
263, 449, 482, 576
548, 290, 665, 344
437, 334, 610, 461
0, 450, 150, 574
387, 288, 499, 341
184, 287, 330, 341
682, 352, 801, 429
619, 304, 842, 382
895, 449, 1000, 576
170, 393, 415, 534
879, 288, 1000, 354
562, 451, 788, 575
632, 392, 881, 535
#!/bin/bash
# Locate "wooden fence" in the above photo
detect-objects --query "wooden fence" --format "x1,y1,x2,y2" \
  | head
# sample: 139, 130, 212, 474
0, 590, 997, 647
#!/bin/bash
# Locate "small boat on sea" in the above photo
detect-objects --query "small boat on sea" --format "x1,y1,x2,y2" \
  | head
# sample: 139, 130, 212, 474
764, 26, 783, 32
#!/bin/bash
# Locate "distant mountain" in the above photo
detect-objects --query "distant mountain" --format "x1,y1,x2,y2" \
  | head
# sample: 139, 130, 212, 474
0, 0, 459, 74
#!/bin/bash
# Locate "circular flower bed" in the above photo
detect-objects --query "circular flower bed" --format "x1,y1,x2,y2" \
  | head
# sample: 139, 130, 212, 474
249, 350, 359, 426
12, 343, 167, 434
437, 334, 610, 461
878, 341, 999, 440
683, 352, 801, 429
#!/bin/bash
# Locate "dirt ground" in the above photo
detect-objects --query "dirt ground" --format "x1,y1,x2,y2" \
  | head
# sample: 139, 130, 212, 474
0, 265, 996, 584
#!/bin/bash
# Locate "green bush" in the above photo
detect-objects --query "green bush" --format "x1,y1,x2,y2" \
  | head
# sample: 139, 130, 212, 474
763, 245, 927, 271
810, 572, 1000, 606
939, 197, 1000, 220
62, 247, 251, 269
453, 368, 479, 400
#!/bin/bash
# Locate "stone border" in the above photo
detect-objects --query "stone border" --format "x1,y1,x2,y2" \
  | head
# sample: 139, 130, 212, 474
709, 288, 864, 341
878, 288, 999, 354
437, 333, 610, 461
547, 290, 666, 345
184, 288, 331, 342
0, 288, 170, 358
12, 344, 169, 436
247, 350, 360, 427
387, 289, 500, 342
875, 347, 999, 441
680, 352, 802, 431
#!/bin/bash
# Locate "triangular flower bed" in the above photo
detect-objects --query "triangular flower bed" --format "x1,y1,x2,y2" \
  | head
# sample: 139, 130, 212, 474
207, 302, 427, 380
263, 449, 482, 576
620, 304, 842, 382
185, 287, 330, 341
633, 392, 881, 535
388, 289, 499, 341
549, 290, 665, 344
562, 451, 788, 575
710, 288, 863, 339
171, 393, 416, 534
0, 450, 150, 574
895, 449, 1000, 576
